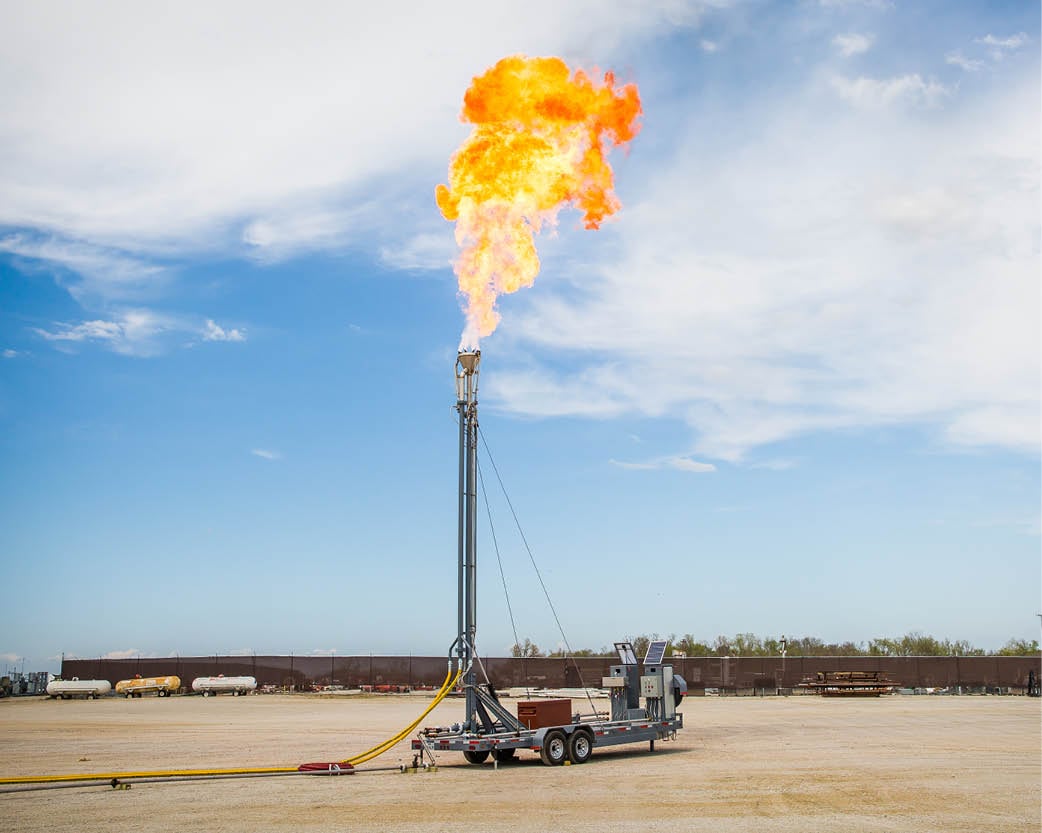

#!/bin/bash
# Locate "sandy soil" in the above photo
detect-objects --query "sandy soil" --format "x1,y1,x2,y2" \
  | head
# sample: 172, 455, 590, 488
1, 692, 1038, 832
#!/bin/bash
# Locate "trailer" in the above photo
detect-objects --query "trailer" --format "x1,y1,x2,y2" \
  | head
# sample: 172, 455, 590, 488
412, 353, 685, 768
412, 641, 686, 766
46, 678, 112, 699
116, 675, 181, 698
191, 675, 256, 696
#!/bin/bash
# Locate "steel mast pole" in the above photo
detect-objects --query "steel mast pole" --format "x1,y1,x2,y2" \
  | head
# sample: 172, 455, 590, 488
455, 351, 480, 730
456, 374, 466, 681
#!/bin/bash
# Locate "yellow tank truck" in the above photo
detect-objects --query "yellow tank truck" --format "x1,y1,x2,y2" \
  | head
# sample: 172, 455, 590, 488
115, 674, 181, 698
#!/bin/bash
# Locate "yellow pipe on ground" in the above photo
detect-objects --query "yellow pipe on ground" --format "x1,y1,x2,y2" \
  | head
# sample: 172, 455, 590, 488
0, 766, 300, 785
0, 665, 462, 786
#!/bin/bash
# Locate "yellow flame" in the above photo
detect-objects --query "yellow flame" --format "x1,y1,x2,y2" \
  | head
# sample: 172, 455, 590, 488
437, 55, 642, 347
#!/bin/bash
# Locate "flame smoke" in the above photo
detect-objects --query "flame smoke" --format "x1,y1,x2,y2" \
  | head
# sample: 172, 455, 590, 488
437, 55, 642, 348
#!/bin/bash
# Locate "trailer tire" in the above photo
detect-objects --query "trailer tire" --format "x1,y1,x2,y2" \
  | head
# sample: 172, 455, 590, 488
568, 729, 594, 764
55, 694, 63, 700
463, 750, 489, 764
88, 693, 96, 700
491, 748, 516, 763
157, 689, 166, 698
540, 730, 567, 766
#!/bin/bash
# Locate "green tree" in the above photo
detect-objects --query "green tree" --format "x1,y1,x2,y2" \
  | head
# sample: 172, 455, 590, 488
511, 639, 543, 658
731, 632, 764, 656
712, 635, 731, 656
995, 638, 1041, 656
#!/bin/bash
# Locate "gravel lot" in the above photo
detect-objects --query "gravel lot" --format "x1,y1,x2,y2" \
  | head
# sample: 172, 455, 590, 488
1, 692, 1038, 832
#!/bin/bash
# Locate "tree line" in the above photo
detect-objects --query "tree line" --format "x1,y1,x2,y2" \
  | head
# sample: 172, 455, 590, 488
511, 632, 1041, 659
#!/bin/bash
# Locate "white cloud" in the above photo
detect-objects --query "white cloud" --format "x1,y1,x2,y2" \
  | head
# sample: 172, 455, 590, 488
832, 33, 873, 57
203, 319, 245, 342
251, 449, 281, 461
0, 234, 166, 302
489, 66, 1039, 460
101, 648, 144, 660
33, 312, 166, 356
700, 39, 720, 53
975, 33, 1029, 51
610, 455, 716, 472
3, 349, 18, 358
33, 310, 249, 356
0, 652, 21, 663
831, 73, 953, 108
379, 230, 455, 271
945, 51, 985, 72
0, 1, 714, 262
308, 648, 337, 656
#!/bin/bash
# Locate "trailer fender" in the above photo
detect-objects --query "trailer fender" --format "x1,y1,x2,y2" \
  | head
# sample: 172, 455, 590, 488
531, 723, 595, 742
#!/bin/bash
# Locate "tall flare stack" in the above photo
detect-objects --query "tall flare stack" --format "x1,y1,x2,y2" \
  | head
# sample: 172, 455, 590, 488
455, 350, 480, 729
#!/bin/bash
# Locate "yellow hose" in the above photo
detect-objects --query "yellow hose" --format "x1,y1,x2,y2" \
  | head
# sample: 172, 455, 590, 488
344, 666, 462, 766
0, 666, 463, 785
0, 765, 299, 785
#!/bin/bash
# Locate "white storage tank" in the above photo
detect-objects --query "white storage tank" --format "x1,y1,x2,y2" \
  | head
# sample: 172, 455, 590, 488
46, 678, 112, 699
191, 675, 257, 696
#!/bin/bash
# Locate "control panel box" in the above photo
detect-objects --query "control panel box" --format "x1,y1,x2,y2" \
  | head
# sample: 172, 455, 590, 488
640, 675, 663, 697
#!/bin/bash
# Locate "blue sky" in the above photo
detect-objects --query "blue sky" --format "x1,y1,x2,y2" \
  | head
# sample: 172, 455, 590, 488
1, 1, 1038, 673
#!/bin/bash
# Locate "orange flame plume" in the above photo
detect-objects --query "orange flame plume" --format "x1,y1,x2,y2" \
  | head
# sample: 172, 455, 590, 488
437, 55, 642, 348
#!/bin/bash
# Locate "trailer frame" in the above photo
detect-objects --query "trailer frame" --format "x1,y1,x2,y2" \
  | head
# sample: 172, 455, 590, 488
412, 710, 683, 766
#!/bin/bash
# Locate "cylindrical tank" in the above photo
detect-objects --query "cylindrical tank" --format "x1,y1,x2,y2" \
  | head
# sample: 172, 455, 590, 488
115, 675, 181, 697
191, 675, 257, 696
46, 678, 112, 699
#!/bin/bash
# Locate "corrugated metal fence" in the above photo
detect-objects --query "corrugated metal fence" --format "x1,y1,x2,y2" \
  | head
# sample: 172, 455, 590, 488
62, 654, 1041, 692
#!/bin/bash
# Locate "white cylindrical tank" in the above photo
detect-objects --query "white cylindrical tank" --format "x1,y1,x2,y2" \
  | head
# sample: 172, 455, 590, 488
46, 678, 112, 699
191, 675, 257, 696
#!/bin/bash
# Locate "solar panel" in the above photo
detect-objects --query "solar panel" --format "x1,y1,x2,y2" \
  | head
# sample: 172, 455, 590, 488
614, 642, 638, 666
643, 640, 668, 666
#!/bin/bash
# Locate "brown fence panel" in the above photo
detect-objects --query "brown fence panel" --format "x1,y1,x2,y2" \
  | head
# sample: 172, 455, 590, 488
62, 654, 1041, 692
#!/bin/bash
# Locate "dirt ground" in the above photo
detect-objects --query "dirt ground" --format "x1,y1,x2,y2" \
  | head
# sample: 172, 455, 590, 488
1, 692, 1038, 832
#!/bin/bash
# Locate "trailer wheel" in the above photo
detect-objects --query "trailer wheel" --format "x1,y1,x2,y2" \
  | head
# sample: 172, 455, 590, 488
540, 730, 567, 766
568, 730, 593, 764
463, 750, 489, 764
157, 689, 166, 698
55, 694, 63, 700
88, 693, 96, 700
491, 748, 516, 763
